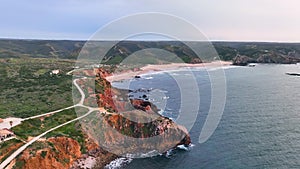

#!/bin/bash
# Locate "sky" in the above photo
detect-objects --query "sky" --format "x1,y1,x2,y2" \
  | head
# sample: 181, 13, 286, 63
0, 0, 299, 42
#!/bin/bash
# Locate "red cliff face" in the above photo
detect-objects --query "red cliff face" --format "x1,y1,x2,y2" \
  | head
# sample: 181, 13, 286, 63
9, 67, 191, 169
94, 69, 117, 112
17, 137, 81, 169
92, 68, 191, 156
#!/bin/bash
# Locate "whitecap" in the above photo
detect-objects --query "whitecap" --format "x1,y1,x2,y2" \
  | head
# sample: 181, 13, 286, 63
144, 76, 154, 80
165, 149, 174, 158
104, 158, 133, 169
169, 72, 181, 76
122, 150, 161, 159
203, 65, 238, 71
162, 96, 169, 100
176, 144, 195, 151
158, 109, 164, 115
177, 145, 189, 151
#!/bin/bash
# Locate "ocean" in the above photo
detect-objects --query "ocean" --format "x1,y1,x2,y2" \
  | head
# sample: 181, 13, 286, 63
109, 64, 300, 169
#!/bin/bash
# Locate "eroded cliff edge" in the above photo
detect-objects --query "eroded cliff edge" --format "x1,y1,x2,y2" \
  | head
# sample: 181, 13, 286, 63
90, 68, 191, 156
11, 67, 191, 169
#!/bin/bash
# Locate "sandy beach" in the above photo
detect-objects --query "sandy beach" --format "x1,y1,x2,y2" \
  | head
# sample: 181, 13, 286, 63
106, 61, 232, 82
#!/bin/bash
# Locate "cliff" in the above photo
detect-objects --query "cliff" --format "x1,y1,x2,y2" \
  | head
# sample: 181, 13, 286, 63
16, 137, 81, 169
232, 52, 300, 66
14, 135, 117, 169
92, 68, 191, 156
233, 52, 300, 66
10, 67, 191, 169
232, 55, 256, 66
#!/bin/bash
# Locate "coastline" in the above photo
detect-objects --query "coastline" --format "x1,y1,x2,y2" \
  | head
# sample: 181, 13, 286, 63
106, 61, 232, 82
102, 61, 231, 168
94, 66, 193, 168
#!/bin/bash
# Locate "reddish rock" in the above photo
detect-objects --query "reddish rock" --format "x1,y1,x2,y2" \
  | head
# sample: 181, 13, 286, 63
17, 137, 82, 169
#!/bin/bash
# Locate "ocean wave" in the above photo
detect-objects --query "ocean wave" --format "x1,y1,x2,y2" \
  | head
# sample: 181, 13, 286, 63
207, 66, 238, 71
176, 144, 195, 151
162, 96, 169, 100
124, 150, 161, 159
165, 149, 174, 158
169, 72, 181, 76
166, 107, 172, 111
176, 145, 189, 151
158, 109, 164, 115
105, 145, 194, 169
164, 144, 194, 158
144, 76, 154, 80
104, 158, 133, 169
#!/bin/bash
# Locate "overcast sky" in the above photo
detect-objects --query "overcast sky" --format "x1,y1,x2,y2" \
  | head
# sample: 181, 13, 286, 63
1, 0, 299, 42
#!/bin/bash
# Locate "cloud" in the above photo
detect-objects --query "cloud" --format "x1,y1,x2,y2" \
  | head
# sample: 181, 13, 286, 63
0, 0, 299, 41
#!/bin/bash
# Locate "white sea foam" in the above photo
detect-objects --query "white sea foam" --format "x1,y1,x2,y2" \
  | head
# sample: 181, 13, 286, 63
169, 72, 181, 76
166, 149, 174, 158
104, 145, 193, 169
166, 107, 172, 111
158, 109, 164, 115
124, 150, 160, 159
104, 158, 133, 169
162, 96, 170, 100
144, 76, 154, 80
177, 144, 195, 151
206, 65, 238, 71
169, 117, 175, 121
176, 145, 189, 151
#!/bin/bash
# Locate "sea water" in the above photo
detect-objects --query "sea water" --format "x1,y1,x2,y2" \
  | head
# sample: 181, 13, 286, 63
110, 64, 300, 169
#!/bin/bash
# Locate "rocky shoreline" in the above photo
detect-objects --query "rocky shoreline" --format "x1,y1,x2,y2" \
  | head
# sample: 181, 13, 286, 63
74, 68, 192, 168
232, 54, 300, 66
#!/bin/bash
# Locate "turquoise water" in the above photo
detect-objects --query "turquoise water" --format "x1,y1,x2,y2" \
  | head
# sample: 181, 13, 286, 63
112, 64, 300, 169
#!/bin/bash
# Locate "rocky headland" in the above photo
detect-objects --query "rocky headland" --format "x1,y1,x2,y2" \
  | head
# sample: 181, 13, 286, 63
15, 67, 190, 169
91, 68, 191, 156
233, 52, 300, 66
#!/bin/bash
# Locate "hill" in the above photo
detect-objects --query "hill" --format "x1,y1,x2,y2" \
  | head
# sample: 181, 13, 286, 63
0, 39, 84, 59
0, 39, 300, 65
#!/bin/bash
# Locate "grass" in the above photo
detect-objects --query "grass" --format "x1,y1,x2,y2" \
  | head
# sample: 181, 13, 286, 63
11, 107, 87, 140
0, 58, 76, 118
18, 120, 87, 155
45, 121, 87, 153
11, 106, 89, 153
0, 139, 23, 163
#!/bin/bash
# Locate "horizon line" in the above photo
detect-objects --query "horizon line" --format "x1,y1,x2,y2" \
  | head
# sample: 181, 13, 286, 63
0, 37, 299, 43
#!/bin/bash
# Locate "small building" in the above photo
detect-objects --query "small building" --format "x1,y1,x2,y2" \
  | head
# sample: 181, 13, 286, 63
0, 118, 3, 123
50, 69, 60, 75
0, 128, 14, 141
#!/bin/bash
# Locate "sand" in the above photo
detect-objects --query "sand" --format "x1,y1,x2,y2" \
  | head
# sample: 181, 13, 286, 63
106, 61, 232, 82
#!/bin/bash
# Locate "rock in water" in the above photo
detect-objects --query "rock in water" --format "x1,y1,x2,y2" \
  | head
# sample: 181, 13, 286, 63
85, 68, 192, 157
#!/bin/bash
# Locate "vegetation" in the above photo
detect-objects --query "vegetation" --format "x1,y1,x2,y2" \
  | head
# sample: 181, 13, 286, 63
0, 39, 299, 65
0, 58, 75, 118
0, 39, 300, 167
11, 108, 86, 140
13, 160, 25, 169
45, 121, 87, 153
213, 42, 300, 61
0, 39, 84, 59
0, 139, 23, 163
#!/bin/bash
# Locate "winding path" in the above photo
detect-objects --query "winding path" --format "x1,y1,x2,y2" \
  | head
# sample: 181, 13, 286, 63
23, 77, 87, 121
0, 110, 97, 169
0, 70, 104, 169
